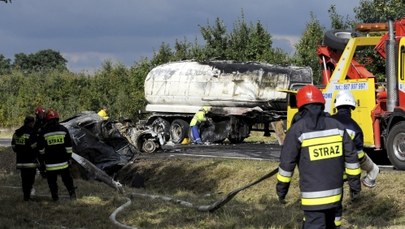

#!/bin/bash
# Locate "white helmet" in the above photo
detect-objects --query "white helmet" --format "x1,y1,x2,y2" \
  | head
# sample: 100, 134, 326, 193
335, 90, 356, 109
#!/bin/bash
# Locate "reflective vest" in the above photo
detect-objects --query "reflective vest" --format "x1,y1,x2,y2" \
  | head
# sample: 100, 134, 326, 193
190, 110, 206, 127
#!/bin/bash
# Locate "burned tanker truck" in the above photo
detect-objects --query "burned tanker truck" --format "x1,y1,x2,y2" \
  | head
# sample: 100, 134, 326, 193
144, 60, 312, 144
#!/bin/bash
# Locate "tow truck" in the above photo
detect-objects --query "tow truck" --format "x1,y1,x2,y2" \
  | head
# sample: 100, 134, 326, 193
287, 17, 405, 170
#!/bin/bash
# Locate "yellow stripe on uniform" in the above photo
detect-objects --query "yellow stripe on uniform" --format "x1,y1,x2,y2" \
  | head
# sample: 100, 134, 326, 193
345, 167, 361, 176
301, 194, 342, 206
277, 173, 292, 183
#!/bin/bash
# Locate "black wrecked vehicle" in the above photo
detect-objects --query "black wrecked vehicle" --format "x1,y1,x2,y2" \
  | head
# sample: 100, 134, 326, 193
61, 111, 165, 175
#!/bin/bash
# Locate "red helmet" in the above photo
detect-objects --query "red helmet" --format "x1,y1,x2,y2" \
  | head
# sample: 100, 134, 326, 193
35, 106, 46, 115
296, 85, 325, 109
46, 108, 59, 121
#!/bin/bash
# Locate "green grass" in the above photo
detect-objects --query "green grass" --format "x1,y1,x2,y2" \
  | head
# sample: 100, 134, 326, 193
1, 146, 405, 228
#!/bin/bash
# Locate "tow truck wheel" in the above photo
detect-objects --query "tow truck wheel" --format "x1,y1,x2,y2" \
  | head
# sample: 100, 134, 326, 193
386, 122, 405, 170
170, 119, 190, 144
324, 30, 361, 51
142, 139, 157, 153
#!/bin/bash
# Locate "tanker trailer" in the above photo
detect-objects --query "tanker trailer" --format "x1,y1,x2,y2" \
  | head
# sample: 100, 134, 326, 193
144, 60, 312, 144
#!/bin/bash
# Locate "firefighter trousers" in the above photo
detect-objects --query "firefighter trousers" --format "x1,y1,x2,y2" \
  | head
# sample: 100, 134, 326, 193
303, 208, 337, 229
46, 167, 75, 201
20, 168, 36, 201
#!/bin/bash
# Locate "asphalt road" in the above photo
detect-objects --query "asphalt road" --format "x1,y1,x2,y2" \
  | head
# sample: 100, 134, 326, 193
0, 138, 11, 147
1, 137, 392, 168
161, 142, 281, 161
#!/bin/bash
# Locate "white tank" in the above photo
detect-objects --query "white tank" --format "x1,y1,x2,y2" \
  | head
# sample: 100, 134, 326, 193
144, 60, 312, 113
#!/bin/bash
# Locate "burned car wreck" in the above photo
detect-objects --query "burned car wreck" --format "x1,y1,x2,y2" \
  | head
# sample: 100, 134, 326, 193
61, 111, 165, 175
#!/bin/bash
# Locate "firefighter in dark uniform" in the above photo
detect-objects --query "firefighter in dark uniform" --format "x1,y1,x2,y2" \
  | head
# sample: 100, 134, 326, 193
38, 108, 76, 201
11, 116, 39, 201
34, 106, 48, 178
34, 106, 47, 132
332, 90, 379, 187
332, 90, 379, 228
276, 85, 361, 229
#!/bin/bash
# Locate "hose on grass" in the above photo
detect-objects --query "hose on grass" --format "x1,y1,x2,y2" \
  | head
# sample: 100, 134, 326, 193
128, 167, 278, 213
109, 197, 138, 229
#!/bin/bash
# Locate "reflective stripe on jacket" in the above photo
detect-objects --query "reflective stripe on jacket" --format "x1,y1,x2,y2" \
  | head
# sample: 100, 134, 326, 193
38, 122, 73, 171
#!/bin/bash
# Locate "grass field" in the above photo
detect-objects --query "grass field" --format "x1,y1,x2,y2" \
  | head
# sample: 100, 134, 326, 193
1, 145, 405, 229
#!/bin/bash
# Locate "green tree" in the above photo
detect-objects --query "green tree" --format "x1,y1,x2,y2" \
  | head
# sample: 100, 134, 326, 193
174, 38, 193, 61
199, 18, 228, 59
151, 42, 174, 66
328, 5, 354, 29
354, 0, 405, 23
13, 49, 67, 73
0, 54, 11, 75
227, 14, 251, 60
293, 13, 325, 84
198, 13, 287, 63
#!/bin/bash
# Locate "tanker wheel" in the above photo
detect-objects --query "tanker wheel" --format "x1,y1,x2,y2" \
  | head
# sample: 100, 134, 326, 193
170, 119, 190, 144
142, 139, 157, 153
386, 122, 405, 170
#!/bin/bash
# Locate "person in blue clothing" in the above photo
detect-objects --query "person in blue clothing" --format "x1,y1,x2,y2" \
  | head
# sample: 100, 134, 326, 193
189, 106, 210, 144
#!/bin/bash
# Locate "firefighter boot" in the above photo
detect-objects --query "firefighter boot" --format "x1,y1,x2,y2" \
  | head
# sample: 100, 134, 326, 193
361, 154, 379, 188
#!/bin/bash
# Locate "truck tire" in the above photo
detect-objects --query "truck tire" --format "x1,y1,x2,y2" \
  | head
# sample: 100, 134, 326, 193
170, 119, 190, 144
323, 30, 360, 51
386, 122, 405, 170
227, 117, 250, 144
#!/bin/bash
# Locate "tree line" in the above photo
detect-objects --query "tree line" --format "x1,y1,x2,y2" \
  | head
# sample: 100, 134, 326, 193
0, 0, 401, 127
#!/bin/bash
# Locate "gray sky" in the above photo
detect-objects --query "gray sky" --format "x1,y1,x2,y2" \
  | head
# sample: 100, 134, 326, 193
0, 0, 359, 73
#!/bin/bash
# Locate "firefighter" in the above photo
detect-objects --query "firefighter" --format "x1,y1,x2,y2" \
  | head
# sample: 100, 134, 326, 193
97, 105, 109, 120
189, 106, 210, 144
276, 85, 361, 228
34, 106, 47, 132
332, 90, 379, 188
11, 116, 39, 201
34, 106, 48, 178
38, 109, 76, 201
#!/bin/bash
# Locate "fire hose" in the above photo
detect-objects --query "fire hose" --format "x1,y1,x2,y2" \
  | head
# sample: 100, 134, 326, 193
109, 167, 279, 228
72, 152, 279, 227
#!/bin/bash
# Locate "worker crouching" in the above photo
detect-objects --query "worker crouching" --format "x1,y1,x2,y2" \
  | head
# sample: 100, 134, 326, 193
38, 109, 77, 201
276, 85, 361, 228
190, 106, 210, 144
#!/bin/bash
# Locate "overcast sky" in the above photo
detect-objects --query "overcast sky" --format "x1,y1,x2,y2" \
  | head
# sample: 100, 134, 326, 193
0, 0, 359, 73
